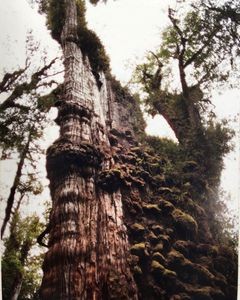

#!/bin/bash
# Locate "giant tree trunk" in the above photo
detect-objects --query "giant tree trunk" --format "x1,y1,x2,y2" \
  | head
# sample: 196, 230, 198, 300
40, 1, 137, 299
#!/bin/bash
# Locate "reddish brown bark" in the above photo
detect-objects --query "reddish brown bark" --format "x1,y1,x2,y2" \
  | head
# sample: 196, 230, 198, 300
40, 1, 137, 299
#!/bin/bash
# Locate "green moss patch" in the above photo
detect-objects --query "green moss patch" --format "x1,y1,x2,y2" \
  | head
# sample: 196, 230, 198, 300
171, 209, 198, 238
151, 260, 176, 283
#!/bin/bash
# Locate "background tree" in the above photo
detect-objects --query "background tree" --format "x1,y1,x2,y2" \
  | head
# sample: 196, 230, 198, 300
2, 210, 44, 300
133, 0, 239, 187
0, 37, 60, 298
132, 0, 239, 249
0, 37, 61, 236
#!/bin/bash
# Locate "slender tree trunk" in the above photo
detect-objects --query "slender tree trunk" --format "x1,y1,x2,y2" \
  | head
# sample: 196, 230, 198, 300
4, 209, 31, 300
1, 134, 31, 238
40, 1, 137, 299
179, 58, 201, 132
10, 273, 23, 300
9, 240, 31, 300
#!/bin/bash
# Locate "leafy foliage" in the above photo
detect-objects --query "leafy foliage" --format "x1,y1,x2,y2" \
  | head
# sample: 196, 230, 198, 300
76, 0, 111, 77
133, 0, 238, 248
203, 118, 234, 185
0, 50, 57, 156
145, 136, 182, 163
133, 0, 238, 183
78, 28, 110, 72
0, 37, 58, 238
156, 0, 239, 89
47, 0, 65, 42
2, 212, 44, 300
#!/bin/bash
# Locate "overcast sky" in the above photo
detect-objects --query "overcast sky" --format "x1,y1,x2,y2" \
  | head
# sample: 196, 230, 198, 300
0, 0, 239, 216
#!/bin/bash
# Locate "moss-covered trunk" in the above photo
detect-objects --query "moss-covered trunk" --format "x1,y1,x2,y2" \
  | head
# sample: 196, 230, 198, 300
40, 1, 137, 299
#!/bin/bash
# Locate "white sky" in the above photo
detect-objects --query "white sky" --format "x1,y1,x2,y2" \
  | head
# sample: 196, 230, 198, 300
0, 0, 239, 219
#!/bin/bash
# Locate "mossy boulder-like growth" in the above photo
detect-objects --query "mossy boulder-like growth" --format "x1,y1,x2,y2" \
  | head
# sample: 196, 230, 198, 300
213, 256, 234, 275
158, 199, 175, 213
197, 244, 218, 257
163, 268, 177, 279
168, 249, 215, 285
170, 293, 191, 300
97, 168, 123, 192
152, 252, 166, 264
133, 265, 143, 276
158, 234, 171, 247
143, 204, 161, 216
151, 260, 165, 275
131, 223, 145, 234
168, 249, 188, 265
193, 264, 215, 285
181, 160, 199, 172
171, 209, 198, 238
154, 242, 164, 252
130, 243, 147, 257
151, 225, 164, 235
173, 240, 196, 257
158, 186, 175, 194
151, 260, 177, 282
189, 286, 225, 300
148, 231, 159, 244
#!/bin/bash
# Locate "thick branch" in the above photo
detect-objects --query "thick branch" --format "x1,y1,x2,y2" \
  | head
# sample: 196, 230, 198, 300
168, 8, 187, 59
37, 225, 50, 248
168, 8, 188, 95
0, 58, 57, 111
184, 27, 220, 68
0, 67, 27, 94
206, 4, 240, 24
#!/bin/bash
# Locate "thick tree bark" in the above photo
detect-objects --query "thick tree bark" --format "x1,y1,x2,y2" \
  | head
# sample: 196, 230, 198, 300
40, 1, 137, 299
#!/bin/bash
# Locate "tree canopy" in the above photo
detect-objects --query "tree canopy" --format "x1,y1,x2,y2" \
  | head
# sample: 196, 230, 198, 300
133, 0, 238, 187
